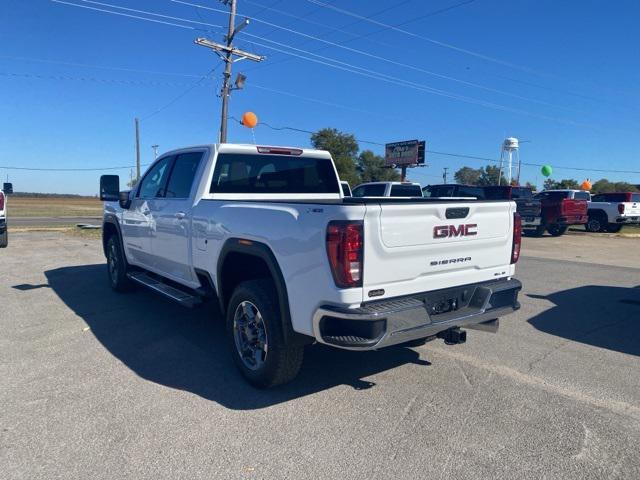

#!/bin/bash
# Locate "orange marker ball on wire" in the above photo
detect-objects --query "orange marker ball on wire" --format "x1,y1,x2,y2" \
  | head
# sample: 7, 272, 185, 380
241, 111, 258, 129
581, 180, 592, 191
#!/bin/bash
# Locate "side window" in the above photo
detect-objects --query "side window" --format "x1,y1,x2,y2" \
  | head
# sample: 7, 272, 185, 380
165, 152, 203, 198
591, 195, 603, 202
138, 157, 173, 199
574, 192, 590, 201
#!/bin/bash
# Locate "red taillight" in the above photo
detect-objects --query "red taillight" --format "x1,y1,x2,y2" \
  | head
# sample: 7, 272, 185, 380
511, 213, 522, 264
326, 221, 363, 288
0, 192, 4, 210
618, 203, 625, 214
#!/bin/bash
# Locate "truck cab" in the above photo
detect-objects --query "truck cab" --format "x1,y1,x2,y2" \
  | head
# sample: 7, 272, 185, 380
422, 183, 484, 199
352, 181, 423, 197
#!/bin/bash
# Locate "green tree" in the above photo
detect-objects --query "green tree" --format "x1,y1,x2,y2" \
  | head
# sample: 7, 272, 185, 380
591, 178, 639, 194
477, 165, 508, 186
310, 128, 360, 185
454, 166, 482, 185
357, 150, 400, 183
544, 178, 580, 190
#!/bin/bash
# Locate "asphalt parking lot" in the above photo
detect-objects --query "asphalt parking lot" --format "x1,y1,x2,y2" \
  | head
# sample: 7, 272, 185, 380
1, 231, 639, 479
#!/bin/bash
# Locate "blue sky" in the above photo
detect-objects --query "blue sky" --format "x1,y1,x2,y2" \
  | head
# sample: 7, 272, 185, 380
1, 0, 639, 194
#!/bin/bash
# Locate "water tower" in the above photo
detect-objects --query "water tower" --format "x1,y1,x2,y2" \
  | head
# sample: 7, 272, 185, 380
498, 137, 520, 185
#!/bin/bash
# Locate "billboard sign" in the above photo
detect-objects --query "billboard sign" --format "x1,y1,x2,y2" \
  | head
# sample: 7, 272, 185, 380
385, 140, 426, 166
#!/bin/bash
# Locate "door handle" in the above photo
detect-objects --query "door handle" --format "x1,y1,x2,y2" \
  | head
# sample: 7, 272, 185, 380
175, 212, 187, 220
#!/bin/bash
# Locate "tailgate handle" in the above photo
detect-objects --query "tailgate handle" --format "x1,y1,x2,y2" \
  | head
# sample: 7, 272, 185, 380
446, 207, 469, 219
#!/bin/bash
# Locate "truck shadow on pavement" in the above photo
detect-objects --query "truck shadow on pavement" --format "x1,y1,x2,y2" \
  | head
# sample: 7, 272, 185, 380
527, 285, 640, 357
44, 264, 431, 410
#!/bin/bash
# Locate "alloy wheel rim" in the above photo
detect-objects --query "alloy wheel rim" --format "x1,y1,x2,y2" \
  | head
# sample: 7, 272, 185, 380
108, 242, 118, 282
233, 301, 268, 371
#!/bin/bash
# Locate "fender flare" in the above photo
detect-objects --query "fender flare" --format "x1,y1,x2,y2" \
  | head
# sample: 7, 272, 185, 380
102, 214, 124, 258
217, 238, 297, 343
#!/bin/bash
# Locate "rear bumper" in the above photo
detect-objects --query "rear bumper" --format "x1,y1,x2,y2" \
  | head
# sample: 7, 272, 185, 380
313, 278, 522, 350
556, 215, 587, 225
521, 216, 541, 227
616, 216, 640, 223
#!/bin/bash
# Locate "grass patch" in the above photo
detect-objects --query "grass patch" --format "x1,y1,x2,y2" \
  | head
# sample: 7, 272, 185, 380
7, 196, 102, 217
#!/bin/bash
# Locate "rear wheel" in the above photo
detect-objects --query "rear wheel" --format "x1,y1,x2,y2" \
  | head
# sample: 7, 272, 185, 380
0, 229, 7, 248
547, 224, 568, 237
226, 279, 304, 388
106, 235, 135, 292
605, 224, 623, 233
585, 215, 605, 233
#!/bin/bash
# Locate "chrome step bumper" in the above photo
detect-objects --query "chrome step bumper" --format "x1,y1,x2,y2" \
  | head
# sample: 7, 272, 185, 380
313, 278, 522, 350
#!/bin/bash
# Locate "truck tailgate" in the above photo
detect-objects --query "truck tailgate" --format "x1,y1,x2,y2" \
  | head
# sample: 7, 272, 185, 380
362, 201, 516, 301
561, 199, 587, 216
622, 202, 640, 217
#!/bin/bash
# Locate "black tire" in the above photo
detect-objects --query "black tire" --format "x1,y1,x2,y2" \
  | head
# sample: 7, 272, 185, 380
0, 229, 7, 248
547, 224, 568, 237
531, 225, 546, 237
585, 214, 605, 233
605, 224, 623, 233
106, 235, 135, 292
226, 279, 303, 388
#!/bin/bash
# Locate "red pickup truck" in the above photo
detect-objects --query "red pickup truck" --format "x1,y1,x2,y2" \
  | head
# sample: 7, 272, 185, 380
532, 189, 589, 236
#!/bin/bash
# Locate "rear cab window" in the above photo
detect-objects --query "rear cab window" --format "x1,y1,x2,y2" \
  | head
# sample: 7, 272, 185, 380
389, 185, 422, 197
352, 184, 387, 197
511, 188, 533, 199
210, 153, 339, 194
632, 193, 640, 202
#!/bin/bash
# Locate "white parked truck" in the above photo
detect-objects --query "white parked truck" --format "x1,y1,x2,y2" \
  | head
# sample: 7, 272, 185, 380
586, 192, 640, 233
99, 144, 522, 387
0, 182, 12, 248
352, 181, 423, 198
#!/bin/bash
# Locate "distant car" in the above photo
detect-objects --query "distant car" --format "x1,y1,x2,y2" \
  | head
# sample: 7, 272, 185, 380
482, 186, 542, 231
422, 183, 484, 199
0, 182, 12, 248
352, 181, 423, 197
533, 189, 589, 236
340, 181, 352, 197
586, 192, 640, 232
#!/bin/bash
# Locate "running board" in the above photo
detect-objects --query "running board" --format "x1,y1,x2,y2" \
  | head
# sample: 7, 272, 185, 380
127, 271, 202, 308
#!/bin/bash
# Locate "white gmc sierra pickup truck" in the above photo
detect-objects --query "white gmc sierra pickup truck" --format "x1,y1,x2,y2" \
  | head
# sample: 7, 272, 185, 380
586, 192, 640, 233
99, 144, 522, 387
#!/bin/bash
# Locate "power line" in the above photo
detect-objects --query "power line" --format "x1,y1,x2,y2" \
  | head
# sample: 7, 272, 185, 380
238, 118, 640, 175
0, 164, 150, 172
141, 65, 219, 121
174, 0, 577, 113
0, 71, 196, 87
53, 0, 595, 126
303, 0, 551, 76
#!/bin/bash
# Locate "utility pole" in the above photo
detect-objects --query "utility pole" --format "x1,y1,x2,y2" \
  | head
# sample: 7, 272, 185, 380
195, 0, 265, 143
134, 117, 141, 181
442, 167, 449, 183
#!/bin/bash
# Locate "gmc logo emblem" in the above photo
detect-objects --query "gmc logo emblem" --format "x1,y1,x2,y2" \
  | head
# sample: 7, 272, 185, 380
433, 224, 478, 238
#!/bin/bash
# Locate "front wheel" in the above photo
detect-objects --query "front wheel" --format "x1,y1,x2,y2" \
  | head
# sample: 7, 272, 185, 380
605, 224, 623, 233
531, 225, 546, 237
226, 280, 304, 388
547, 224, 568, 237
0, 229, 7, 248
585, 216, 605, 233
106, 235, 135, 292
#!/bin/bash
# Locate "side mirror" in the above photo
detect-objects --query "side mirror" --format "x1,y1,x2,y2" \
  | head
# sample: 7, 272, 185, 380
119, 191, 132, 210
100, 175, 120, 201
2, 183, 13, 194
